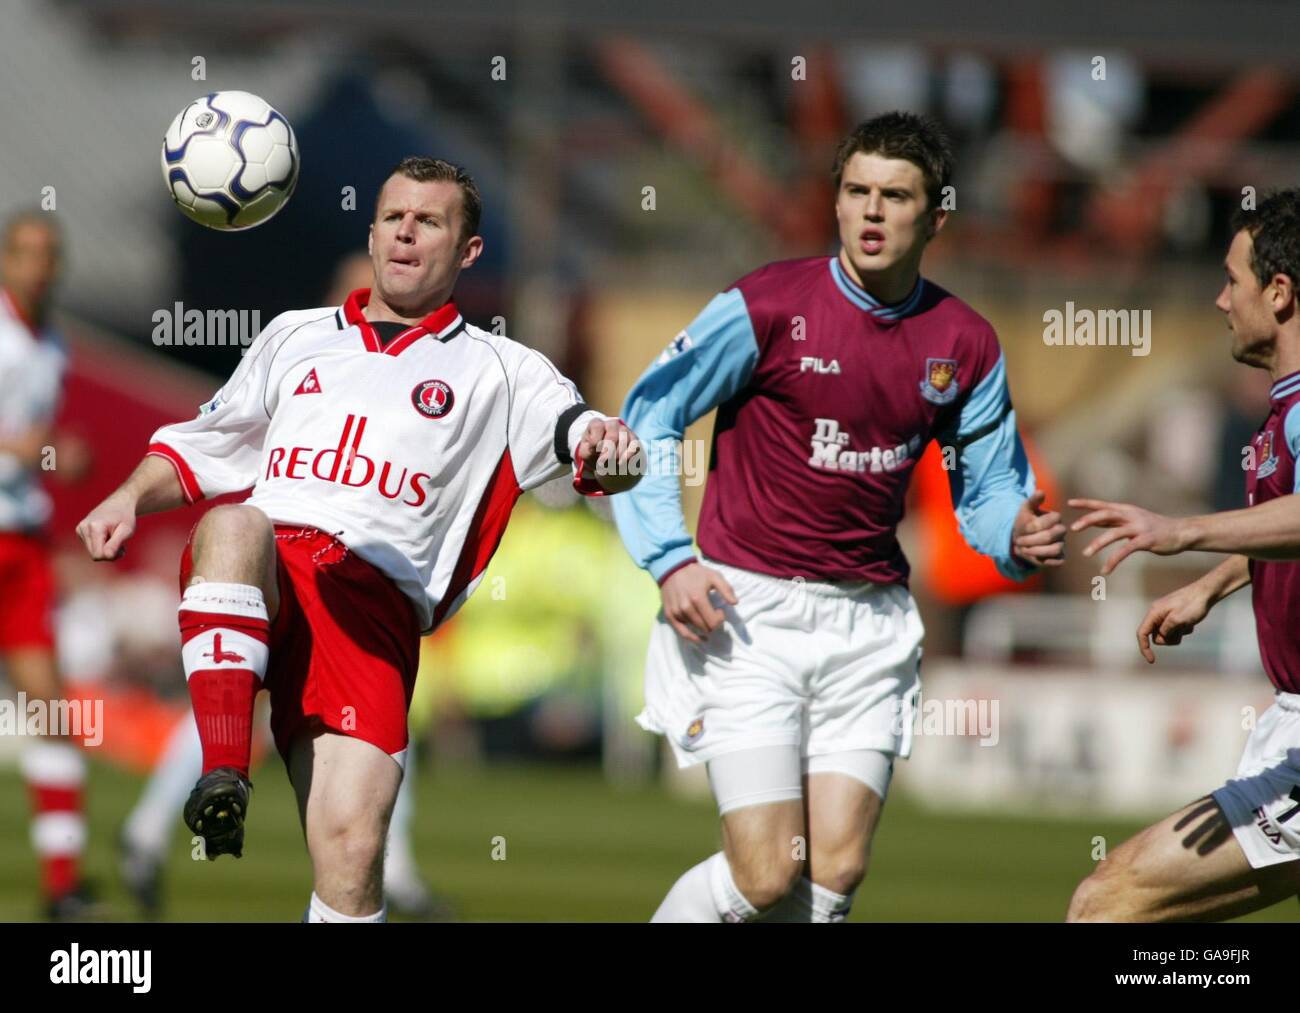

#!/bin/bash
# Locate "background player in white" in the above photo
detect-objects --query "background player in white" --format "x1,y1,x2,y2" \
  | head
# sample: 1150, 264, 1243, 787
1068, 189, 1300, 920
0, 211, 98, 919
77, 158, 641, 922
614, 113, 1066, 922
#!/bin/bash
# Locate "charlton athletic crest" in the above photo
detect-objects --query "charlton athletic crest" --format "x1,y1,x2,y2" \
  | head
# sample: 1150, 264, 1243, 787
412, 379, 455, 419
920, 357, 959, 405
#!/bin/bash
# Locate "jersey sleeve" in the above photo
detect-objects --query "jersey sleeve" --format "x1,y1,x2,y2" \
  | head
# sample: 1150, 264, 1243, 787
1284, 403, 1300, 494
146, 315, 286, 503
508, 348, 603, 493
610, 288, 761, 583
937, 351, 1037, 580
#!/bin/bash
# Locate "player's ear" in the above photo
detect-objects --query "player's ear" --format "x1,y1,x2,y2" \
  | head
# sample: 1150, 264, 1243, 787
927, 206, 948, 240
1268, 272, 1294, 315
459, 234, 484, 270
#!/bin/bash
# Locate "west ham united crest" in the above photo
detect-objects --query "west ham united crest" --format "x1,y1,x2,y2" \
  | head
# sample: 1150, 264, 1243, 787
919, 357, 959, 405
1257, 429, 1278, 478
412, 379, 455, 419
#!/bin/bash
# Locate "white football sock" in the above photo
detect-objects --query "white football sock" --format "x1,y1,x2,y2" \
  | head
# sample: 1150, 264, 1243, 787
304, 891, 386, 923
760, 876, 854, 923
384, 734, 418, 889
123, 714, 203, 855
651, 852, 759, 923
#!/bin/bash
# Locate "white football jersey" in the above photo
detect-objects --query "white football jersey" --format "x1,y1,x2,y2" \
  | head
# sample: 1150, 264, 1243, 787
0, 288, 66, 532
149, 289, 605, 632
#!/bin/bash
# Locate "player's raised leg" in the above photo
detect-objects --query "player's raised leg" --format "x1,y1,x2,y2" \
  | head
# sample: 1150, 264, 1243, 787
1068, 796, 1300, 921
290, 728, 402, 922
179, 503, 278, 859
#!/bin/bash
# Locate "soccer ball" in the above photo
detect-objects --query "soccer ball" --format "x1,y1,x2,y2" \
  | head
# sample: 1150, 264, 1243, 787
161, 91, 299, 231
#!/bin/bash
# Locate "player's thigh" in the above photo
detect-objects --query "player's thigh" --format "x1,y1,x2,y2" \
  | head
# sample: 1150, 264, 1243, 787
1071, 796, 1300, 922
1, 647, 60, 700
288, 726, 403, 848
712, 745, 806, 905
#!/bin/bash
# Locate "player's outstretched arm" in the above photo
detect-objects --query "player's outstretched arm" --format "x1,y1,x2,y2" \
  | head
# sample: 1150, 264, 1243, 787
1135, 553, 1250, 664
76, 454, 185, 561
1070, 494, 1300, 573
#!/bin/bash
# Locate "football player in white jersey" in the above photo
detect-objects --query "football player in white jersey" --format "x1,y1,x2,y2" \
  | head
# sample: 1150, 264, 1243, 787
0, 212, 99, 920
77, 158, 642, 922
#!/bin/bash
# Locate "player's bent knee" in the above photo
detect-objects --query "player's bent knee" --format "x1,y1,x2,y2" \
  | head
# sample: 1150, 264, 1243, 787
814, 854, 867, 898
731, 855, 803, 911
197, 503, 272, 537
1066, 865, 1124, 923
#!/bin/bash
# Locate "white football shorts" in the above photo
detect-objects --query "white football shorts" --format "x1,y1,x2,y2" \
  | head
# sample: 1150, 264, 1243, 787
1213, 692, 1300, 869
637, 557, 923, 768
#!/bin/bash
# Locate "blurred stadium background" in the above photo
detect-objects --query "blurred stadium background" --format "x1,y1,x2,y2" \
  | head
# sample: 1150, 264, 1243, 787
1, 0, 1299, 920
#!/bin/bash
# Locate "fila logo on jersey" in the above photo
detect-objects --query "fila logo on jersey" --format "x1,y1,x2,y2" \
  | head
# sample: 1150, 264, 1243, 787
265, 413, 434, 507
800, 357, 840, 374
294, 369, 322, 395
808, 418, 922, 473
411, 379, 455, 419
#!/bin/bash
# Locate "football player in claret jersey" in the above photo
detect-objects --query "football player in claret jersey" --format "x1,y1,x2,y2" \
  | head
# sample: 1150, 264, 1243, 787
0, 212, 96, 919
612, 112, 1066, 922
1068, 189, 1300, 921
76, 157, 643, 923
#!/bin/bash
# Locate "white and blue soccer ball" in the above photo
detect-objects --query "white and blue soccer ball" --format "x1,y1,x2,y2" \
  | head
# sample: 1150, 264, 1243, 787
161, 90, 299, 231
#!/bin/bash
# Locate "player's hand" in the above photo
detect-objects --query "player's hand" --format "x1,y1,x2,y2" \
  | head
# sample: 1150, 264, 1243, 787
576, 418, 644, 494
1135, 583, 1215, 664
1011, 490, 1067, 568
660, 562, 739, 644
76, 494, 137, 561
1068, 498, 1188, 576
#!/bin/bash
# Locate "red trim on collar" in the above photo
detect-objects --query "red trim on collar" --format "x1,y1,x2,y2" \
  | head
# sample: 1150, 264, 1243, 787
1, 288, 38, 336
342, 288, 460, 356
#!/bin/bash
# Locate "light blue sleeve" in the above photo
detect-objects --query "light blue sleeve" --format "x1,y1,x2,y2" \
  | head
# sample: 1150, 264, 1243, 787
939, 353, 1038, 580
1285, 404, 1300, 494
611, 289, 760, 582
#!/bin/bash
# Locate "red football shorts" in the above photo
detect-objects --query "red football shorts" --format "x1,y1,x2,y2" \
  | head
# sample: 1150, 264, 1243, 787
0, 531, 56, 651
180, 524, 421, 764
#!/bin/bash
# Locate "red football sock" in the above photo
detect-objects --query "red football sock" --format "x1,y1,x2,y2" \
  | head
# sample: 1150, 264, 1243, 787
21, 741, 86, 900
180, 606, 270, 776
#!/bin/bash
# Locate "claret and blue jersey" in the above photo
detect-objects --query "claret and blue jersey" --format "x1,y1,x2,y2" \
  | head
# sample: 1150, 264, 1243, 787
612, 254, 1037, 587
1246, 371, 1300, 694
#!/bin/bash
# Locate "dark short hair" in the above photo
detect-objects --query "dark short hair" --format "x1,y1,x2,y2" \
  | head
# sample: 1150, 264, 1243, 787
831, 112, 954, 211
376, 157, 482, 242
1230, 188, 1300, 291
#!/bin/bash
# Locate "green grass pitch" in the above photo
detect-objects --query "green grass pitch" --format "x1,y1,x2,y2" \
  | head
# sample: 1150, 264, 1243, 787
0, 759, 1295, 922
